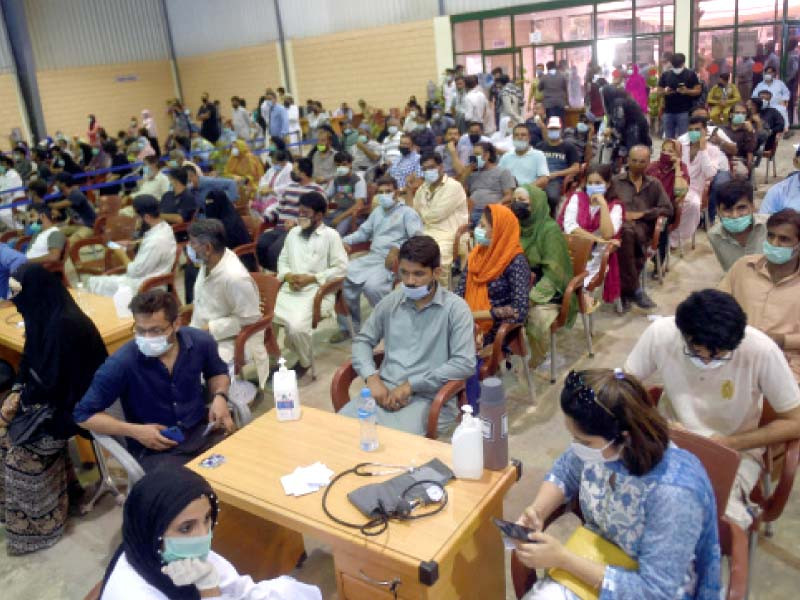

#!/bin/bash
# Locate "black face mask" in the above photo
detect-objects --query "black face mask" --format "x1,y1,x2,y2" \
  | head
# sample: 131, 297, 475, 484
510, 201, 531, 222
399, 147, 411, 156
468, 133, 481, 144
290, 171, 301, 183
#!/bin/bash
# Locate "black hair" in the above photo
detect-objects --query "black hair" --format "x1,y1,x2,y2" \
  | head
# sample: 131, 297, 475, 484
28, 178, 49, 199
143, 154, 159, 165
475, 141, 497, 163
133, 194, 160, 218
513, 123, 530, 134
55, 172, 74, 186
189, 218, 227, 252
749, 97, 764, 111
757, 89, 773, 98
129, 289, 179, 323
766, 209, 800, 240
334, 151, 353, 164
675, 289, 747, 355
497, 74, 510, 86
465, 75, 478, 88
102, 140, 117, 155
296, 157, 313, 178
688, 115, 708, 128
716, 179, 753, 209
398, 235, 440, 269
546, 61, 556, 70
671, 53, 686, 67
273, 149, 291, 163
168, 166, 189, 186
420, 151, 442, 166
0, 154, 13, 168
764, 65, 776, 74
299, 191, 327, 215
32, 202, 55, 221
375, 174, 398, 189
467, 120, 483, 131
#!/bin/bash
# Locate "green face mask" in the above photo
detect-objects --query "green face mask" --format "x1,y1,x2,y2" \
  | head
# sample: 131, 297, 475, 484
763, 241, 799, 265
731, 113, 746, 125
160, 530, 213, 564
720, 214, 752, 234
357, 135, 368, 143
688, 130, 702, 144
316, 144, 326, 152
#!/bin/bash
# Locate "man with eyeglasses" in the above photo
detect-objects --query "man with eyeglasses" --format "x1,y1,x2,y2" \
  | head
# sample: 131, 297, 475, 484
74, 290, 233, 472
624, 289, 800, 529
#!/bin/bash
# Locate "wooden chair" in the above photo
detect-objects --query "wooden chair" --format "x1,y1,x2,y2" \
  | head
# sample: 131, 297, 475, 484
330, 351, 468, 440
510, 425, 749, 599
547, 235, 594, 384
97, 194, 121, 217
309, 277, 354, 380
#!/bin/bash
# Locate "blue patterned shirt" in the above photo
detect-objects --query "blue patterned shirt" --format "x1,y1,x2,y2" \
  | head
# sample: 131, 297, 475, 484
388, 151, 422, 189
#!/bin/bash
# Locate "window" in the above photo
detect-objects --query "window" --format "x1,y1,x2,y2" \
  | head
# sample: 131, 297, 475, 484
693, 0, 734, 29
637, 0, 674, 34
597, 1, 634, 39
482, 16, 512, 49
737, 0, 780, 25
453, 21, 480, 54
512, 6, 593, 45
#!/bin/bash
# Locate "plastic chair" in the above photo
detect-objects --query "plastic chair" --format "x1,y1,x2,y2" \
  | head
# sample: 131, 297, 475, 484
240, 215, 264, 241
641, 216, 668, 291
233, 242, 258, 271
547, 235, 594, 384
330, 351, 468, 440
451, 223, 474, 290
42, 239, 70, 286
510, 425, 749, 599
583, 241, 620, 327
13, 235, 31, 252
762, 133, 781, 185
691, 182, 711, 251
310, 277, 354, 380
138, 246, 183, 304
481, 322, 535, 404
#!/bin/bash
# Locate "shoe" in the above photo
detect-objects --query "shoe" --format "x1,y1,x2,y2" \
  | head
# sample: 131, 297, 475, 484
328, 330, 351, 344
618, 297, 631, 314
633, 290, 657, 310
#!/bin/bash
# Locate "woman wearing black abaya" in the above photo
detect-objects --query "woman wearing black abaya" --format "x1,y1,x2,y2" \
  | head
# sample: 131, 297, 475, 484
100, 467, 322, 599
0, 264, 107, 554
185, 190, 257, 302
600, 85, 652, 168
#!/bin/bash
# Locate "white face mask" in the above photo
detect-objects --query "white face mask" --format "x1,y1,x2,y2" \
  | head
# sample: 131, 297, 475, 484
672, 66, 684, 74
135, 334, 172, 357
570, 439, 617, 464
231, 147, 240, 157
688, 355, 728, 370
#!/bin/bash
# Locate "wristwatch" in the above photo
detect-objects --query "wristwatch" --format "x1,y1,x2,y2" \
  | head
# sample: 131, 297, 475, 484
213, 391, 229, 402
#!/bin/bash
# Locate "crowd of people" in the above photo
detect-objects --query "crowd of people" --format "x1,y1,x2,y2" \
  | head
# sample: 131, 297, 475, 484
0, 47, 799, 599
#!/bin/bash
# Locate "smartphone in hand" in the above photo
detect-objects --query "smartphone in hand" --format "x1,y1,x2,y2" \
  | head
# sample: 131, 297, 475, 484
492, 517, 537, 542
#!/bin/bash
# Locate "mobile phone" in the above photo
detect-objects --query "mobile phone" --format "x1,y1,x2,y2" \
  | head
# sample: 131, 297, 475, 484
492, 517, 537, 542
468, 155, 478, 165
161, 426, 185, 443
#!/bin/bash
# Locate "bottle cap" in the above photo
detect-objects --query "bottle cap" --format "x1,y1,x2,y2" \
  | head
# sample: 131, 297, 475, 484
360, 387, 371, 398
461, 404, 473, 415
479, 377, 505, 405
278, 356, 287, 371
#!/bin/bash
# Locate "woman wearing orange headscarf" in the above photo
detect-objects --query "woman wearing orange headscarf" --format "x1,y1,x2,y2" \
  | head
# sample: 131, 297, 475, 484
456, 203, 530, 348
223, 139, 264, 186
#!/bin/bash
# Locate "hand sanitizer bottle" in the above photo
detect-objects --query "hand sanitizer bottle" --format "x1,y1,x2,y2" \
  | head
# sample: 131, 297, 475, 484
273, 357, 300, 421
451, 405, 483, 479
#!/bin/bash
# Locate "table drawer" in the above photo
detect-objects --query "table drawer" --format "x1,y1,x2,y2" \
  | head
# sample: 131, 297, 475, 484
336, 550, 430, 599
340, 572, 405, 599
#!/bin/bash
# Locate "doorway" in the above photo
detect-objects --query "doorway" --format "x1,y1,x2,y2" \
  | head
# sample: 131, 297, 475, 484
524, 43, 593, 109
784, 23, 800, 128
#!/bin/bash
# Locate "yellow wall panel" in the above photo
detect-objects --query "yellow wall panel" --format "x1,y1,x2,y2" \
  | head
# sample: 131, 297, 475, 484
178, 44, 282, 125
37, 60, 175, 142
0, 73, 25, 152
292, 19, 437, 112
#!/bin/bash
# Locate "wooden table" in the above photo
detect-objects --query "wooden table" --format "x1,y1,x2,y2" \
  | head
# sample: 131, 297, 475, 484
0, 291, 133, 367
190, 407, 519, 599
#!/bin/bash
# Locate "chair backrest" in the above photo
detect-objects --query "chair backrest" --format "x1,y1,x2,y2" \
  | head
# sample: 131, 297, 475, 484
669, 427, 741, 518
104, 215, 137, 241
564, 234, 594, 277
250, 272, 281, 317
240, 215, 262, 241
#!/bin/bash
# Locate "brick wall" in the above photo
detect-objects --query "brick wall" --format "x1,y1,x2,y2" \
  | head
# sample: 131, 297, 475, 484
37, 60, 175, 143
0, 73, 25, 152
292, 19, 438, 113
177, 44, 282, 126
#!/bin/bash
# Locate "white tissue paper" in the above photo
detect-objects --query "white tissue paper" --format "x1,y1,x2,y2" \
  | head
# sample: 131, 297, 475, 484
280, 462, 335, 497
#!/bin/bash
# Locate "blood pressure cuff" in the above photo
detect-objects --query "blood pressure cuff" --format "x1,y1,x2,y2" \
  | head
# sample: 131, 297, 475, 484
347, 458, 454, 518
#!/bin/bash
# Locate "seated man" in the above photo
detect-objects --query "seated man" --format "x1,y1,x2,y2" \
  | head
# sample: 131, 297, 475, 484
338, 236, 475, 435
410, 112, 436, 155
460, 142, 515, 225
613, 145, 673, 310
434, 125, 467, 178
535, 117, 581, 216
387, 134, 422, 190
273, 192, 348, 384
324, 151, 367, 236
50, 172, 96, 242
351, 124, 382, 175
74, 290, 233, 472
722, 102, 758, 175
87, 195, 177, 297
160, 166, 198, 224
188, 219, 270, 388
497, 124, 549, 187
412, 152, 468, 287
748, 95, 785, 156
624, 289, 800, 529
331, 175, 423, 343
131, 154, 170, 200
760, 144, 800, 214
720, 209, 800, 381
708, 179, 767, 271
25, 202, 66, 263
456, 121, 490, 165
167, 148, 202, 176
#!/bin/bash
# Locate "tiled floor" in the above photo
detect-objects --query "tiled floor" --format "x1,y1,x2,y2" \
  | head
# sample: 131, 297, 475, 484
2, 140, 799, 599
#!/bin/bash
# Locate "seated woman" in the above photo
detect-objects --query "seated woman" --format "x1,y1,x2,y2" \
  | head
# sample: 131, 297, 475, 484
100, 466, 322, 599
645, 138, 689, 266
223, 140, 264, 188
557, 164, 624, 311
512, 185, 575, 368
455, 204, 529, 352
0, 265, 107, 555
515, 369, 721, 599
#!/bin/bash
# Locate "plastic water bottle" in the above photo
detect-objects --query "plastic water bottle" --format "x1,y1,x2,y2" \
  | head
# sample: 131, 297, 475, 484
358, 387, 378, 451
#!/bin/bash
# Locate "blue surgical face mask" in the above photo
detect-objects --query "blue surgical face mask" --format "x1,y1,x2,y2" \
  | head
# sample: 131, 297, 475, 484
358, 134, 368, 143
423, 168, 439, 184
135, 334, 173, 357
160, 530, 213, 564
570, 439, 617, 464
142, 165, 151, 178
474, 226, 490, 246
377, 193, 396, 210
576, 122, 589, 133
513, 139, 529, 152
585, 183, 607, 197
720, 214, 752, 234
475, 156, 485, 169
186, 245, 205, 264
387, 125, 399, 135
763, 240, 799, 265
732, 113, 746, 125
547, 129, 561, 141
402, 282, 432, 301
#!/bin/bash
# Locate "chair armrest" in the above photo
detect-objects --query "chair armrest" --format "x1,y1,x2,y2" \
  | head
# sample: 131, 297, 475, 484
719, 516, 749, 600
312, 277, 345, 329
232, 316, 274, 376
104, 265, 127, 276
452, 224, 472, 269
481, 322, 523, 379
553, 270, 588, 330
330, 360, 359, 413
139, 273, 174, 294
179, 305, 193, 326
586, 242, 617, 293
347, 241, 371, 255
93, 434, 145, 487
233, 242, 257, 258
762, 437, 800, 522
649, 216, 667, 250
426, 379, 467, 439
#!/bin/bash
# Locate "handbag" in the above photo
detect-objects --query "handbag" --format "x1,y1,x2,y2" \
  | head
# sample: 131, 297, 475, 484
7, 368, 55, 446
549, 526, 638, 600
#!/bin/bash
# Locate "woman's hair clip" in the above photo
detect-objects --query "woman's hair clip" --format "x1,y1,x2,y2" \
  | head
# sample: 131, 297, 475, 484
613, 367, 625, 380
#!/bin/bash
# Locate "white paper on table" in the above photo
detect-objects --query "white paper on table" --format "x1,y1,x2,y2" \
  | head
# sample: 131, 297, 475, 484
280, 462, 335, 497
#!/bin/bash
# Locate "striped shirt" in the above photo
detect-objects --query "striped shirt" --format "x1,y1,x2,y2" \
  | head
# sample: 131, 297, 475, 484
276, 182, 325, 228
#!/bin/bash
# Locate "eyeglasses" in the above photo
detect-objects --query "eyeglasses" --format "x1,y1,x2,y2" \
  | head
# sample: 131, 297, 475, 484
682, 344, 732, 362
133, 325, 172, 337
